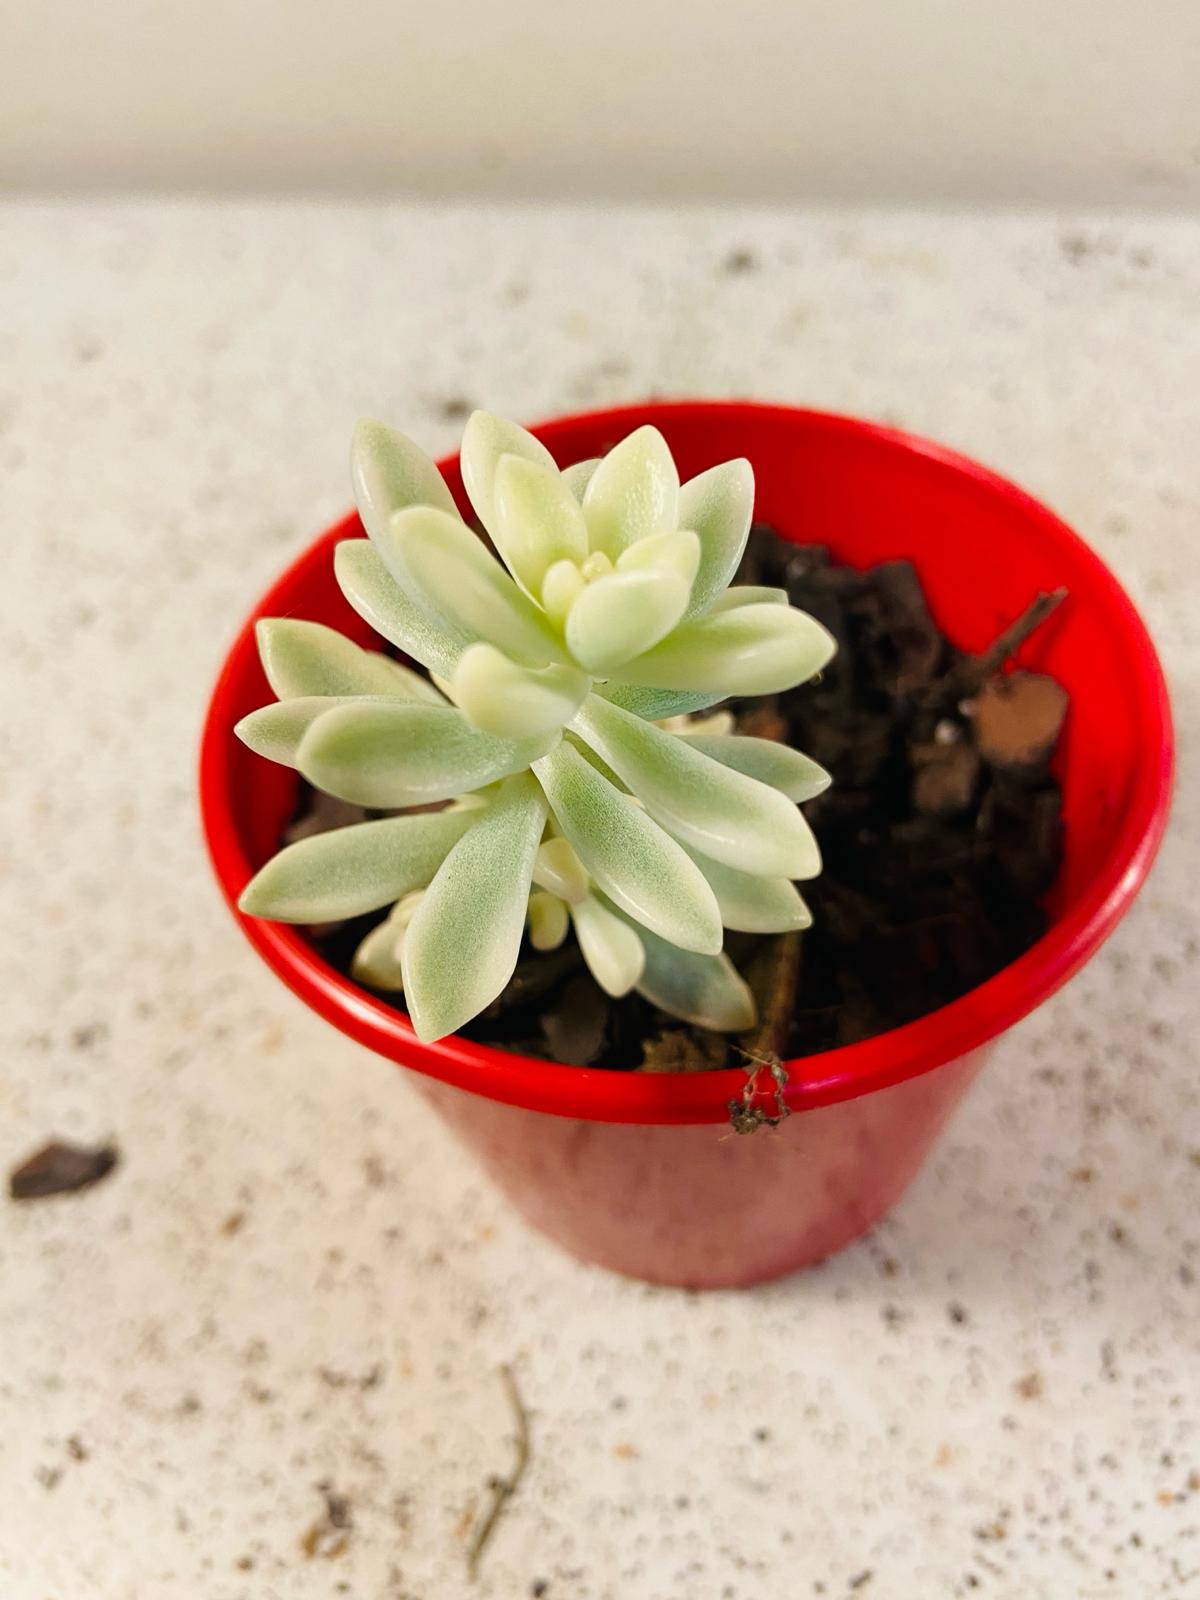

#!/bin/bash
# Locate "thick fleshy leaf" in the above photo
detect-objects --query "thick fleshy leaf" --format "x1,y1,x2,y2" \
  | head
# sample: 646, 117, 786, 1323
350, 419, 461, 541
532, 836, 589, 904
678, 734, 831, 802
710, 585, 788, 611
235, 695, 384, 766
571, 695, 820, 878
450, 643, 589, 739
402, 774, 547, 1040
565, 568, 690, 673
616, 528, 701, 588
388, 506, 569, 666
679, 458, 755, 617
657, 709, 736, 737
570, 894, 645, 996
350, 911, 409, 991
606, 899, 755, 1031
297, 701, 556, 807
460, 411, 558, 534
600, 682, 727, 721
540, 558, 586, 624
335, 539, 466, 679
527, 890, 569, 951
564, 730, 625, 790
491, 454, 589, 594
238, 811, 472, 922
582, 426, 679, 559
532, 742, 721, 954
562, 458, 601, 501
676, 842, 813, 933
255, 617, 443, 702
581, 551, 614, 581
611, 603, 836, 695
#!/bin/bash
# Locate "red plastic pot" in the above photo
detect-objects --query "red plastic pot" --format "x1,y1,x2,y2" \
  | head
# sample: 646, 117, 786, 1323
201, 402, 1173, 1287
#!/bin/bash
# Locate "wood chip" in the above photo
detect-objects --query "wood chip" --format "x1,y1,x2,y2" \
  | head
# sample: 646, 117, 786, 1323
911, 739, 982, 817
969, 671, 1069, 772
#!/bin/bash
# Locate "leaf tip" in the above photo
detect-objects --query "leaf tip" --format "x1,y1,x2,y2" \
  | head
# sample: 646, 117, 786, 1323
236, 872, 271, 918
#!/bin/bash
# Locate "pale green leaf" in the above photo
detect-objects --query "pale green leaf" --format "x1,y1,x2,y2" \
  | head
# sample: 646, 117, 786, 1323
561, 458, 601, 501
492, 453, 589, 593
570, 893, 645, 996
656, 709, 736, 737
235, 695, 382, 766
532, 836, 589, 904
709, 585, 788, 611
238, 811, 472, 922
571, 695, 821, 878
564, 730, 626, 790
350, 913, 409, 991
679, 458, 755, 617
565, 568, 690, 673
350, 889, 427, 991
611, 603, 836, 695
388, 506, 569, 667
582, 425, 679, 559
402, 773, 547, 1040
350, 419, 461, 541
527, 890, 569, 951
460, 410, 558, 534
298, 700, 557, 807
335, 539, 466, 679
676, 842, 813, 933
449, 643, 590, 739
600, 682, 727, 721
581, 551, 614, 581
616, 528, 701, 587
255, 617, 443, 702
678, 734, 831, 801
540, 558, 586, 625
606, 899, 756, 1031
532, 742, 721, 954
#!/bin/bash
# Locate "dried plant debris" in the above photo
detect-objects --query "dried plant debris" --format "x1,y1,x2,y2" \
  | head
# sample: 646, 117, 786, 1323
9, 1141, 119, 1201
286, 526, 1068, 1070
728, 1052, 791, 1134
300, 1484, 353, 1560
466, 1364, 531, 1582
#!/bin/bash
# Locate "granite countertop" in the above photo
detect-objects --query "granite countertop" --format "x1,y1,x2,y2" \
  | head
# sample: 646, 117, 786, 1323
2, 200, 1197, 1599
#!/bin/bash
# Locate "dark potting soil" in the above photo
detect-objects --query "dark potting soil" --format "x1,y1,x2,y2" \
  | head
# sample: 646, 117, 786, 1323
283, 526, 1068, 1072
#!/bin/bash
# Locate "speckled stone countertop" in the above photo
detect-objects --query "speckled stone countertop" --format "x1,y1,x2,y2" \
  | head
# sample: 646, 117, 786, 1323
2, 201, 1198, 1599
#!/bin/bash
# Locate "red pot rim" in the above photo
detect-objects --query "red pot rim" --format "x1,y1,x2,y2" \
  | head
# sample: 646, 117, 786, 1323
200, 401, 1174, 1125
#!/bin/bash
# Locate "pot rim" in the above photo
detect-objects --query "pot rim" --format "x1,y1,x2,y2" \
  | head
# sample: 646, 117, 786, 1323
200, 400, 1174, 1125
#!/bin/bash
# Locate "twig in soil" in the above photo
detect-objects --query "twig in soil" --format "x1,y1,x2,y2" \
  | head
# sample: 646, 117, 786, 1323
466, 1364, 530, 1582
745, 932, 803, 1061
727, 1051, 791, 1134
948, 587, 1068, 698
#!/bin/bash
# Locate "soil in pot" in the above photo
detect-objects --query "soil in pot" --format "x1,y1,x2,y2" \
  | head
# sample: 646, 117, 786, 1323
281, 526, 1068, 1072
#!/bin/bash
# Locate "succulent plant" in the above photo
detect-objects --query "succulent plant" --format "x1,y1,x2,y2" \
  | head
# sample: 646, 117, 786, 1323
236, 413, 835, 1043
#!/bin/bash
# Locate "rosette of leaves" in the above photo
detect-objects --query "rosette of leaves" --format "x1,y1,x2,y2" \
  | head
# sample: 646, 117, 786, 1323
236, 413, 835, 1043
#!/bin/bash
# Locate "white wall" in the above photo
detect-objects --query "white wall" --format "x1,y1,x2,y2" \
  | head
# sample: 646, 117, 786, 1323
4, 0, 1198, 204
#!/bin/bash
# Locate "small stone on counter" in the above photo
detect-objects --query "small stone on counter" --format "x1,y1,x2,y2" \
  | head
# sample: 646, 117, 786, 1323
9, 1140, 119, 1201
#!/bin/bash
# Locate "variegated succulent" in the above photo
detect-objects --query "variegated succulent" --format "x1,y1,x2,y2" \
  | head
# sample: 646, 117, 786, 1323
235, 413, 835, 1043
